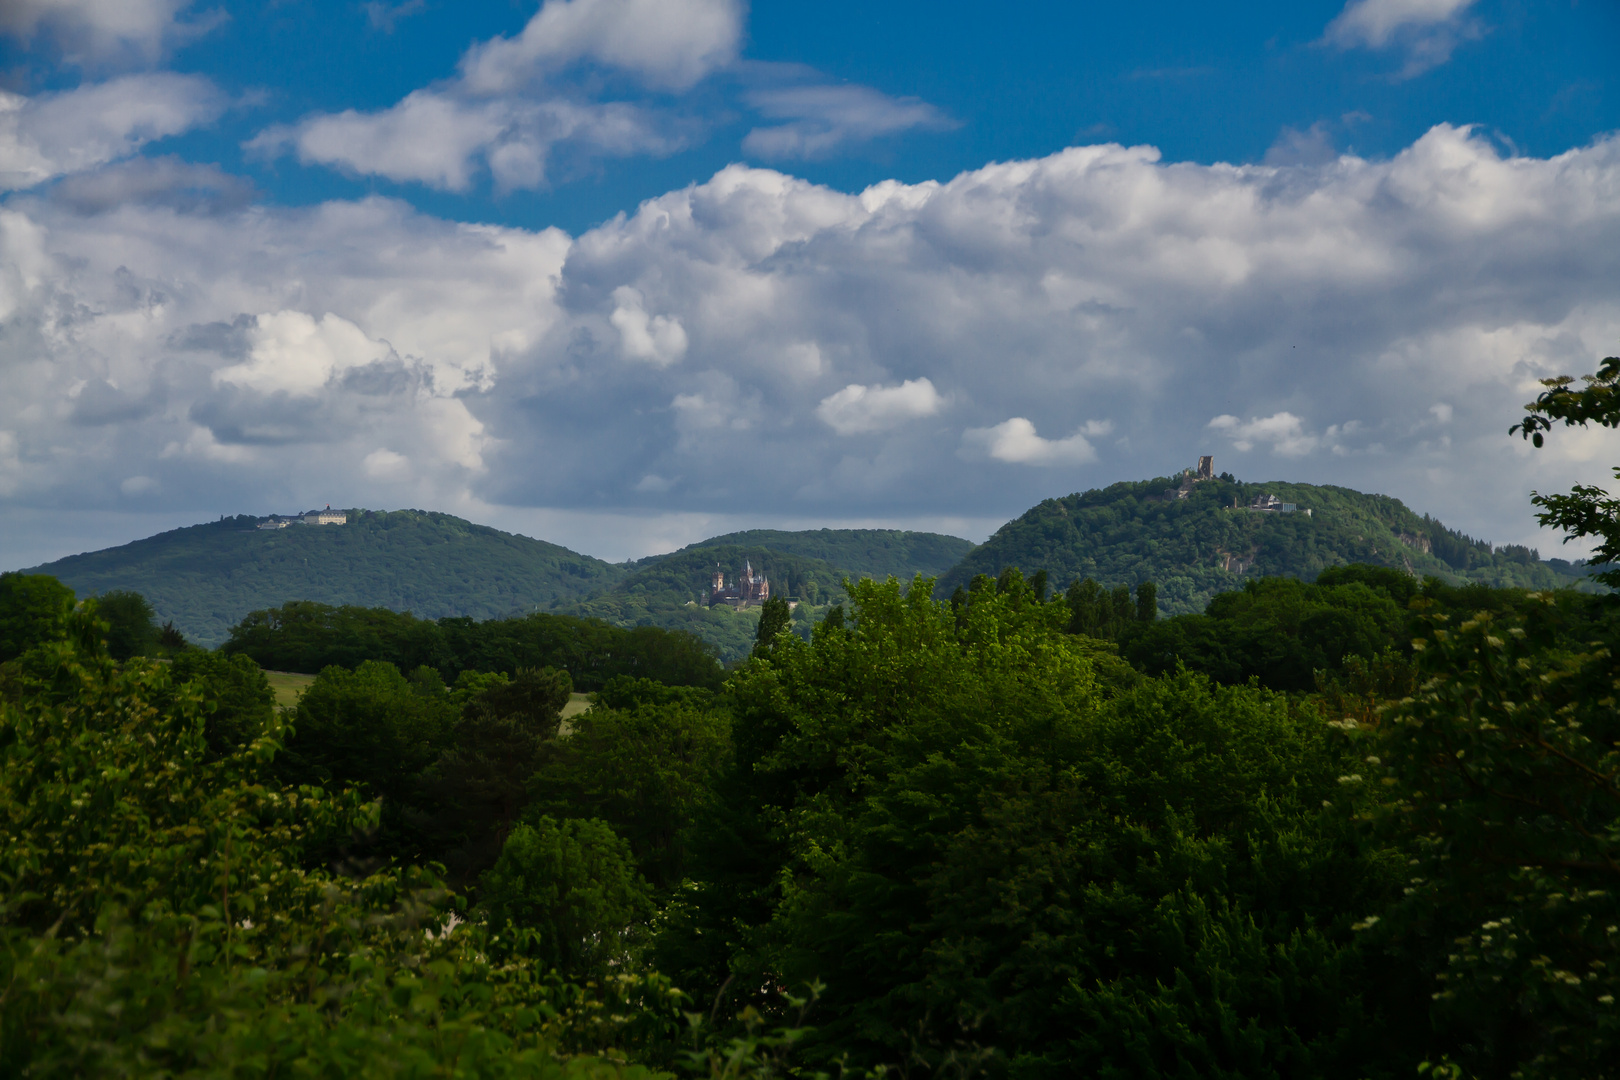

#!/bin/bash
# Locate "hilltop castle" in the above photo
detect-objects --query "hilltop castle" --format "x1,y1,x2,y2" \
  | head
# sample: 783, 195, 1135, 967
256, 504, 348, 530
709, 560, 770, 609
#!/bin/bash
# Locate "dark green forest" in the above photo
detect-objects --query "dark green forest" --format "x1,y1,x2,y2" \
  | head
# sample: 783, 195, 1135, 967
4, 357, 1619, 1077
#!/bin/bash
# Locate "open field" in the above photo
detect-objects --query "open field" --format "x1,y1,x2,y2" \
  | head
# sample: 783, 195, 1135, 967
562, 692, 591, 719
264, 670, 316, 708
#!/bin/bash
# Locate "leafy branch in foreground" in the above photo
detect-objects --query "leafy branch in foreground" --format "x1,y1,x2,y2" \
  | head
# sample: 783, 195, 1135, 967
1512, 352, 1620, 585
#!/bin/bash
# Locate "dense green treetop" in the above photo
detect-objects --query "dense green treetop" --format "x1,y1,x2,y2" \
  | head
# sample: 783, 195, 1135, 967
938, 475, 1591, 615
27, 509, 627, 647
220, 600, 725, 691
669, 574, 1419, 1076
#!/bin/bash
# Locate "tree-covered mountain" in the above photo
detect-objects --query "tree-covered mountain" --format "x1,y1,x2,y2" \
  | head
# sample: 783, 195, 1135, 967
675, 529, 975, 583
27, 510, 626, 647
938, 475, 1593, 616
573, 530, 977, 662
569, 544, 855, 662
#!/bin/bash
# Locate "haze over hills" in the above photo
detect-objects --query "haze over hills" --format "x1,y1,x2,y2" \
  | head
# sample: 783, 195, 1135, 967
940, 475, 1593, 615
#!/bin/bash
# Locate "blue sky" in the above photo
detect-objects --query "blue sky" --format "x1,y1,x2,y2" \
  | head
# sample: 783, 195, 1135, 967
11, 0, 1614, 232
1, 0, 1619, 566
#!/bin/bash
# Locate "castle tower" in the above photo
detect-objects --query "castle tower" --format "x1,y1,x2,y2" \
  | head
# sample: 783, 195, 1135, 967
1197, 456, 1214, 480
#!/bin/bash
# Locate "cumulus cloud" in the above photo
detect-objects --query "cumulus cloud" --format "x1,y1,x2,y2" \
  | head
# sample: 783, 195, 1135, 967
1323, 0, 1482, 76
0, 74, 224, 192
611, 286, 688, 365
4, 123, 1620, 566
248, 1, 940, 192
214, 312, 397, 397
961, 418, 1100, 466
459, 0, 743, 93
248, 91, 677, 194
1208, 412, 1320, 456
816, 379, 943, 435
0, 192, 565, 516
250, 0, 738, 192
743, 83, 952, 161
0, 0, 221, 65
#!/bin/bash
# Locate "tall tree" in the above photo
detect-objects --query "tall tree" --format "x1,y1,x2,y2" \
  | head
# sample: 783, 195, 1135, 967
752, 594, 792, 657
0, 573, 75, 664
94, 590, 158, 660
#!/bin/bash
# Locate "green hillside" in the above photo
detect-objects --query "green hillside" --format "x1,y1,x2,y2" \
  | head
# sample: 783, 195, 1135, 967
569, 544, 855, 662
678, 528, 975, 582
29, 510, 626, 647
938, 475, 1593, 616
566, 528, 975, 661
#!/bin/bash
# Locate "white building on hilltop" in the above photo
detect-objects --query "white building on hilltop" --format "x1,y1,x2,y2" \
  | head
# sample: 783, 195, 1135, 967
300, 505, 347, 525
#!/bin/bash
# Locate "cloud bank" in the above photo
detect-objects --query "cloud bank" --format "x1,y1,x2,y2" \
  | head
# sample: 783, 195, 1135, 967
3, 124, 1620, 564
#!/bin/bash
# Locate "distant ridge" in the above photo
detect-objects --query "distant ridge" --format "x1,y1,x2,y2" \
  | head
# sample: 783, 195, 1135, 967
577, 529, 979, 661
27, 509, 625, 647
937, 476, 1593, 615
660, 528, 975, 583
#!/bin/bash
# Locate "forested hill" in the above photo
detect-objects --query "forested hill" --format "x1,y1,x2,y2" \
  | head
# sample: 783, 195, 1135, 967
937, 475, 1592, 616
27, 510, 625, 647
671, 528, 975, 582
564, 528, 978, 662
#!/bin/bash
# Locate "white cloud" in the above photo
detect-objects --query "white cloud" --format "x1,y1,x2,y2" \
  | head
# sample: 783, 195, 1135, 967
0, 74, 223, 191
743, 83, 951, 161
610, 286, 689, 365
961, 418, 1099, 466
246, 1, 938, 192
1325, 0, 1475, 48
214, 312, 395, 397
1323, 0, 1481, 76
249, 92, 675, 194
459, 0, 743, 93
0, 0, 219, 65
816, 379, 943, 435
4, 124, 1620, 566
250, 0, 739, 192
1208, 412, 1320, 456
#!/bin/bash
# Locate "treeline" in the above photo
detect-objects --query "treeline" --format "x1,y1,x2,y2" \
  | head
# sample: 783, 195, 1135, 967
2, 559, 1616, 1077
220, 599, 724, 690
